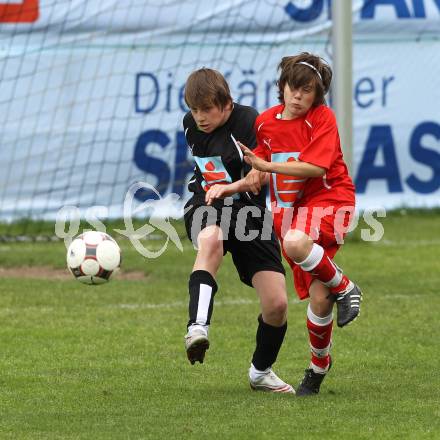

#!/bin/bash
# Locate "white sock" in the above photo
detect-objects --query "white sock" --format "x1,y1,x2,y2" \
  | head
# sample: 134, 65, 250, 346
310, 362, 330, 374
188, 323, 209, 336
249, 363, 271, 381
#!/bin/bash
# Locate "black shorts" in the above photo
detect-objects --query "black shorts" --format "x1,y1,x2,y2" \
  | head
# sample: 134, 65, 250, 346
184, 195, 285, 287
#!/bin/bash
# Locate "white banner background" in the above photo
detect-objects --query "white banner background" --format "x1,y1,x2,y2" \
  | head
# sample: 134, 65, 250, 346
0, 0, 439, 219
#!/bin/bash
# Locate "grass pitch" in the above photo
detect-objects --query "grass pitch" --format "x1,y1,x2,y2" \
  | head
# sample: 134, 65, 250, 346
0, 211, 439, 439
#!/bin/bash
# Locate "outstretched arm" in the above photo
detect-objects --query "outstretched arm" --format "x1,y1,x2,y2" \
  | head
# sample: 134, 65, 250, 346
205, 172, 268, 205
245, 168, 270, 195
239, 142, 325, 178
205, 180, 243, 205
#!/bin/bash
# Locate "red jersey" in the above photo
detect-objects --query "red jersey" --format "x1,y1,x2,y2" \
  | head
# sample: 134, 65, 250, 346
254, 104, 355, 208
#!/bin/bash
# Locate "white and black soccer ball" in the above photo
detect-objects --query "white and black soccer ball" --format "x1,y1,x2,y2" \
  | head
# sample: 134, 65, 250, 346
67, 231, 121, 285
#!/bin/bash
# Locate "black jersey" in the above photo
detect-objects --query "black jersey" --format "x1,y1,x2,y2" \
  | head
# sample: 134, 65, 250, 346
183, 103, 266, 208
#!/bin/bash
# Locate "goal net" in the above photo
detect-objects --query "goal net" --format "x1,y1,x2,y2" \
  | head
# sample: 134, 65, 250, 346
0, 0, 333, 237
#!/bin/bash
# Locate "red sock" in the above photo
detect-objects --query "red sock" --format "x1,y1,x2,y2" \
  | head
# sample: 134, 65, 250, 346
307, 305, 333, 371
297, 243, 350, 295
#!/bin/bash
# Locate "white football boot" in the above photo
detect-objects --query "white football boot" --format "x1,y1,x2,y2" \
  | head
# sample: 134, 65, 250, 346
185, 326, 209, 365
249, 366, 295, 394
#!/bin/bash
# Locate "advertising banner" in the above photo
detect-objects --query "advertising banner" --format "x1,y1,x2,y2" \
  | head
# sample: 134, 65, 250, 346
1, 0, 439, 219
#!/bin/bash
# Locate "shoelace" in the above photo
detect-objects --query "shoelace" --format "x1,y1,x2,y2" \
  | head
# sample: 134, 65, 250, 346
268, 371, 278, 381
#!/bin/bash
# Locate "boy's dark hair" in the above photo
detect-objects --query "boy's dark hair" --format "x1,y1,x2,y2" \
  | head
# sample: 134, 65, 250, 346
277, 52, 332, 106
184, 68, 232, 110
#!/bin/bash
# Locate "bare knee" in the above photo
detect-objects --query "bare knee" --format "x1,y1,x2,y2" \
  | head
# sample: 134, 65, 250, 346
196, 226, 223, 264
271, 297, 288, 320
263, 295, 288, 326
282, 230, 313, 262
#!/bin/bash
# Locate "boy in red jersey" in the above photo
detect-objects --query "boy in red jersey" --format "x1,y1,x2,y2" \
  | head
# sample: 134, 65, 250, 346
239, 53, 362, 396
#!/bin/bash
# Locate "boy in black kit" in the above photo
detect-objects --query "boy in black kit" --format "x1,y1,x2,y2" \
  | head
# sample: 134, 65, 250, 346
182, 68, 294, 393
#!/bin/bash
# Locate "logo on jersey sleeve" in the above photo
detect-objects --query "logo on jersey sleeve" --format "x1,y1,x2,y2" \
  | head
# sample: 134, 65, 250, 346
271, 152, 306, 208
193, 156, 232, 191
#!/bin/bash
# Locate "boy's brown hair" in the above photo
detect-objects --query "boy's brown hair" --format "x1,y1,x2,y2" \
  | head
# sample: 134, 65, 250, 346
184, 68, 232, 110
277, 52, 332, 106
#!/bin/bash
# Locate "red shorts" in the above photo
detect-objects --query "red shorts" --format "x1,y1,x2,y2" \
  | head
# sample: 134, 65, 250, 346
272, 203, 354, 300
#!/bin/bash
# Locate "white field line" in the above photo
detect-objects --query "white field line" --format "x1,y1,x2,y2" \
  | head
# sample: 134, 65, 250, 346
1, 294, 430, 316
97, 293, 430, 310
0, 297, 300, 315
113, 297, 301, 310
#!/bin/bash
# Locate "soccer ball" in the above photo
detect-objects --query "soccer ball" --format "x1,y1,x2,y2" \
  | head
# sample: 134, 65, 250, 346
67, 231, 121, 285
